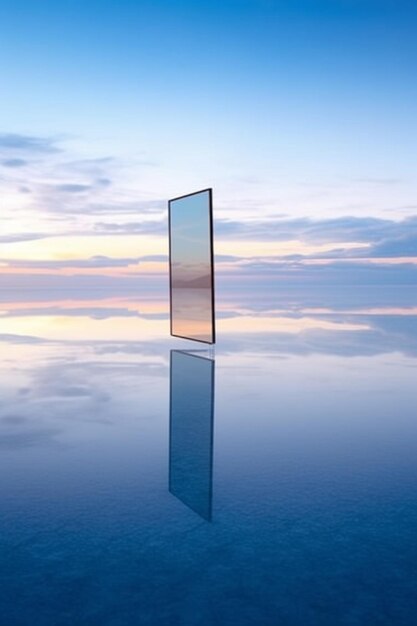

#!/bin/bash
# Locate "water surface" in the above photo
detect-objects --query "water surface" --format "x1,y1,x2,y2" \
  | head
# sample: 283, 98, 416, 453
1, 287, 416, 625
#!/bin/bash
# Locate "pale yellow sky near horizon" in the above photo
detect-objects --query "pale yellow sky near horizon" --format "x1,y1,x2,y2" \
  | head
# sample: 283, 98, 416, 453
0, 233, 370, 266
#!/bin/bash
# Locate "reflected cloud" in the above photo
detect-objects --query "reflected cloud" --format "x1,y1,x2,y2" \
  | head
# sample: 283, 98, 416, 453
0, 344, 171, 455
0, 411, 63, 452
0, 427, 62, 450
169, 351, 215, 521
0, 273, 167, 293
216, 322, 417, 358
0, 291, 416, 359
0, 307, 144, 320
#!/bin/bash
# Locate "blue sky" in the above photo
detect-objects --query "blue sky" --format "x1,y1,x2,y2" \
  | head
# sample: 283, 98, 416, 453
0, 0, 416, 290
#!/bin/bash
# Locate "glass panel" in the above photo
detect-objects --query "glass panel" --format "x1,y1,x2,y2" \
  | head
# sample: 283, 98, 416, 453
169, 350, 215, 521
169, 188, 215, 343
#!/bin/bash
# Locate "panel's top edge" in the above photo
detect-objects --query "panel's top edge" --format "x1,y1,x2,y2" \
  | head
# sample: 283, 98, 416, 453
168, 188, 212, 204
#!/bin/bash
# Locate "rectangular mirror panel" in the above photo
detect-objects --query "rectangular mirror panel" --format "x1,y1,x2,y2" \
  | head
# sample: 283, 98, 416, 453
169, 188, 215, 344
169, 350, 215, 521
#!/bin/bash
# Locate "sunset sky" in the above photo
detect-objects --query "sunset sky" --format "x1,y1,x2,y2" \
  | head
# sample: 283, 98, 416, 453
1, 0, 416, 293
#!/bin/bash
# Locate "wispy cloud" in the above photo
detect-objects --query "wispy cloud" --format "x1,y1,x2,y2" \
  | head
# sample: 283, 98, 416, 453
0, 233, 50, 244
0, 272, 166, 292
1, 158, 28, 168
94, 219, 166, 234
0, 426, 62, 450
217, 253, 417, 281
0, 133, 60, 154
0, 132, 164, 228
350, 234, 417, 258
53, 183, 93, 194
1, 255, 142, 269
1, 299, 416, 359
215, 215, 417, 245
0, 333, 48, 344
1, 132, 416, 291
214, 215, 417, 264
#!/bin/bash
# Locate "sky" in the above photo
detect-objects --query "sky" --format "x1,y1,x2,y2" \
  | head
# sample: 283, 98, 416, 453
0, 0, 416, 293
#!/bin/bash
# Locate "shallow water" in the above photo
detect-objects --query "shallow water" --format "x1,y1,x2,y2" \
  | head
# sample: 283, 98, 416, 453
1, 287, 417, 625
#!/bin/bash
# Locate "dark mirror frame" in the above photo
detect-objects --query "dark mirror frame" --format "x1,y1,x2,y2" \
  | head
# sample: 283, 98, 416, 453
168, 188, 216, 344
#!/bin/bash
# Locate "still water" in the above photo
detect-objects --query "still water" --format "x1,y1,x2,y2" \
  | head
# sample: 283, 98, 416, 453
1, 286, 416, 625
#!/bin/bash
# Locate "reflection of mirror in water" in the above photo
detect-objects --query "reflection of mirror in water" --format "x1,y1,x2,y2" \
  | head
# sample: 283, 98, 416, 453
169, 189, 215, 343
169, 350, 215, 521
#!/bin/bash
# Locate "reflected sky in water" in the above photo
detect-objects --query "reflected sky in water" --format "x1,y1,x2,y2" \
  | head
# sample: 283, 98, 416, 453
169, 351, 214, 521
1, 287, 417, 624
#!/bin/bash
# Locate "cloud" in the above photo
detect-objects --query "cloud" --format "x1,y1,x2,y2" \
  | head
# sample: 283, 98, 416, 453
222, 258, 417, 285
0, 272, 167, 293
0, 333, 48, 344
62, 156, 114, 173
96, 177, 112, 187
1, 255, 416, 295
361, 234, 417, 257
0, 255, 169, 272
0, 132, 60, 153
0, 133, 163, 223
1, 287, 416, 359
70, 312, 417, 359
312, 222, 417, 260
0, 233, 49, 243
85, 200, 164, 216
352, 177, 402, 185
139, 255, 168, 262
2, 255, 142, 269
54, 183, 92, 193
1, 158, 27, 168
215, 215, 417, 245
95, 219, 167, 234
217, 320, 417, 359
30, 367, 112, 402
37, 196, 166, 216
1, 132, 416, 278
216, 283, 417, 312
214, 215, 417, 262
